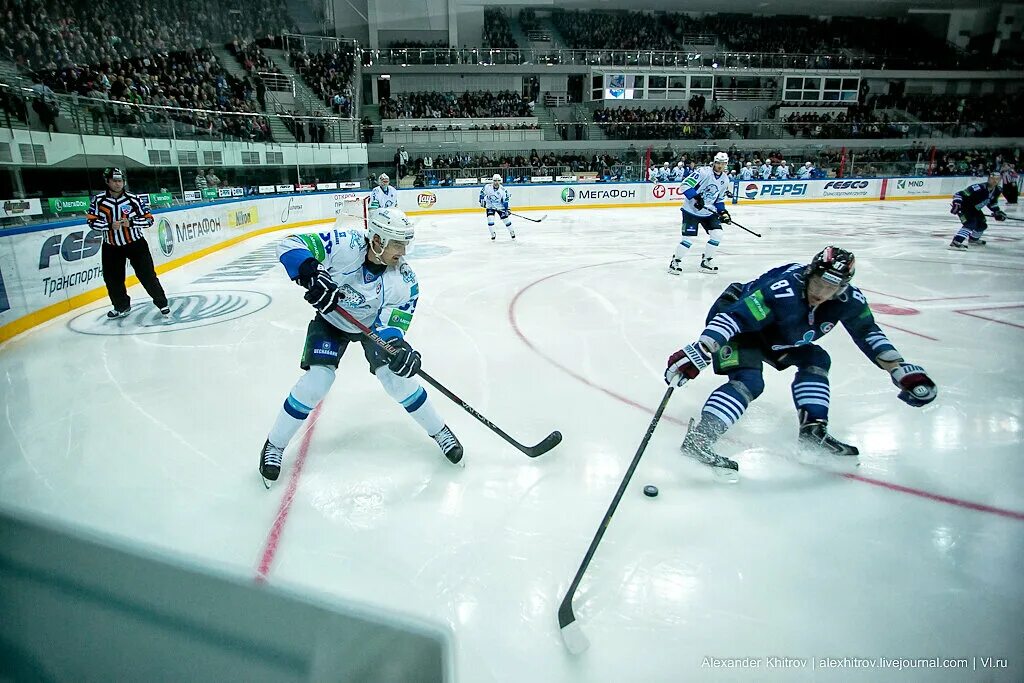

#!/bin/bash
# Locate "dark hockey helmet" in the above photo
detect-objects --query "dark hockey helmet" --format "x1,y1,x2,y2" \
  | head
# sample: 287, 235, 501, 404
103, 167, 125, 181
807, 246, 856, 291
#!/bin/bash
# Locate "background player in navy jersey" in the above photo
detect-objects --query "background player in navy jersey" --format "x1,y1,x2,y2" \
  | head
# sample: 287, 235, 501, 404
948, 172, 1007, 250
664, 247, 937, 481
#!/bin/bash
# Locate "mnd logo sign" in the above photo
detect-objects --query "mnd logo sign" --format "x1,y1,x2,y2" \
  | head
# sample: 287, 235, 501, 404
67, 291, 272, 335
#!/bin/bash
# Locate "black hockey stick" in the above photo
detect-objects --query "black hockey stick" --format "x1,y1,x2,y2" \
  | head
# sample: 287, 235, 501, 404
510, 212, 548, 223
331, 303, 562, 458
557, 385, 675, 654
999, 215, 1024, 222
726, 218, 761, 238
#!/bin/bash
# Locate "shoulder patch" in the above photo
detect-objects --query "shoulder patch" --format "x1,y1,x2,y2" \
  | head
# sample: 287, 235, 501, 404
297, 234, 327, 262
399, 262, 417, 284
744, 290, 770, 321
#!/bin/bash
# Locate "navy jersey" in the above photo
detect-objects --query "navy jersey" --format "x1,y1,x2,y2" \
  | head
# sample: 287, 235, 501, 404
700, 263, 897, 363
955, 183, 1001, 213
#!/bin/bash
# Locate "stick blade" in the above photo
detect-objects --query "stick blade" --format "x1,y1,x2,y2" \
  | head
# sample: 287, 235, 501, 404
525, 430, 562, 458
559, 620, 591, 655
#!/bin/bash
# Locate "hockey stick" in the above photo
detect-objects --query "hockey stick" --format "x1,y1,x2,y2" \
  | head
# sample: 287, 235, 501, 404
557, 385, 675, 654
726, 218, 761, 238
331, 303, 562, 458
510, 212, 548, 223
999, 215, 1024, 222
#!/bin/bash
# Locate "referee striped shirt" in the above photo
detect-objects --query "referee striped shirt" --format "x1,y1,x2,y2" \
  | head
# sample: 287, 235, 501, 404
87, 190, 154, 246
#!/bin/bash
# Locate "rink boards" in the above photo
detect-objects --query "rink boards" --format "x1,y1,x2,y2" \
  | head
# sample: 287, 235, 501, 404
0, 176, 980, 342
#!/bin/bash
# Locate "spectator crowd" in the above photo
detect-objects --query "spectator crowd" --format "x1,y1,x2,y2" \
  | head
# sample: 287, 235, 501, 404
379, 91, 533, 119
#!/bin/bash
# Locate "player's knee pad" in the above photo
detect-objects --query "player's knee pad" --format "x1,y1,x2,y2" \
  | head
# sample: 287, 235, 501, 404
486, 208, 497, 217
498, 210, 510, 220
796, 346, 831, 375
707, 227, 723, 244
375, 365, 421, 404
729, 369, 765, 402
292, 365, 336, 408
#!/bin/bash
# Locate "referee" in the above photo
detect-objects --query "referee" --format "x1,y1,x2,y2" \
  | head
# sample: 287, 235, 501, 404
87, 167, 170, 318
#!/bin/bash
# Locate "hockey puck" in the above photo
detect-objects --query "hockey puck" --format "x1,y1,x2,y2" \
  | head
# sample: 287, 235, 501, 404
643, 485, 659, 498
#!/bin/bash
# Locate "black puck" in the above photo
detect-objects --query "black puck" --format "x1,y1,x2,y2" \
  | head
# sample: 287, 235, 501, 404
643, 485, 659, 498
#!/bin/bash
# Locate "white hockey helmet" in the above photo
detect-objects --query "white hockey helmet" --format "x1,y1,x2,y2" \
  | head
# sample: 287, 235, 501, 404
492, 173, 502, 182
378, 173, 390, 184
745, 161, 753, 167
805, 161, 813, 167
676, 161, 684, 167
713, 152, 729, 164
368, 208, 415, 247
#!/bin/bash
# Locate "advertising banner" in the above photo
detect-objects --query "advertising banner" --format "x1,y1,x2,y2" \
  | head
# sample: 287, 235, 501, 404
0, 198, 43, 218
47, 196, 90, 215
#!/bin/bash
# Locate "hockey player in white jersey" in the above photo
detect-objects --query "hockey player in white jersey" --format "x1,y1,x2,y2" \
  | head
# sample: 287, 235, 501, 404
258, 208, 463, 486
739, 162, 754, 180
479, 174, 515, 240
759, 161, 772, 179
797, 161, 813, 179
668, 151, 733, 275
671, 162, 686, 182
657, 162, 671, 183
369, 173, 400, 211
775, 161, 790, 180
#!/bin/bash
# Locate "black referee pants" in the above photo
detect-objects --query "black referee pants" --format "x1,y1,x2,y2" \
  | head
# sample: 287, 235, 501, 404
102, 239, 168, 311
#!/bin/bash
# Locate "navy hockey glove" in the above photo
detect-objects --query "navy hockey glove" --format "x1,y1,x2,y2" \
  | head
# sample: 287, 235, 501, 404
693, 194, 705, 210
890, 363, 937, 407
718, 209, 732, 224
992, 208, 1007, 221
387, 339, 422, 378
665, 342, 710, 387
949, 196, 963, 215
296, 258, 344, 313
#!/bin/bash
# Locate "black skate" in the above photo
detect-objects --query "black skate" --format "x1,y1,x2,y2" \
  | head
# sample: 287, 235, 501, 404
968, 237, 986, 246
432, 425, 464, 466
106, 306, 131, 319
159, 306, 171, 315
667, 258, 683, 275
699, 257, 718, 274
680, 418, 739, 482
259, 439, 284, 488
798, 411, 859, 457
948, 241, 968, 251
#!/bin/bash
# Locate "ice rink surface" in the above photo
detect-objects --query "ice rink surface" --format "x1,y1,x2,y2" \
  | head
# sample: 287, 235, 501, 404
2, 198, 1022, 681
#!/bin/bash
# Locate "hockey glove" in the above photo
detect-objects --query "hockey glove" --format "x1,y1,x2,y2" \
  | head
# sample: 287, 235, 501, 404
949, 196, 963, 215
297, 258, 344, 313
718, 209, 732, 224
889, 363, 937, 407
387, 339, 421, 378
693, 194, 705, 210
665, 342, 710, 387
992, 208, 1007, 221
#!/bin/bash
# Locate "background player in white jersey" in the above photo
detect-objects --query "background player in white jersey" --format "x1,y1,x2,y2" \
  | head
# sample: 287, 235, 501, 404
668, 151, 733, 275
759, 161, 772, 179
775, 160, 790, 179
671, 162, 686, 182
258, 208, 463, 486
369, 173, 400, 211
479, 174, 515, 240
797, 162, 814, 179
739, 162, 754, 180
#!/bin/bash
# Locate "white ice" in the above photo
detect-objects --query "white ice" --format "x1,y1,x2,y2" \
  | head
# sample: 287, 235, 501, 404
2, 198, 1022, 682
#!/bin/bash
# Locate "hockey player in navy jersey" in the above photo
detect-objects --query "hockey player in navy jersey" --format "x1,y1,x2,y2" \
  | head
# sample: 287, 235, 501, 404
668, 151, 734, 275
948, 172, 1008, 250
664, 247, 937, 481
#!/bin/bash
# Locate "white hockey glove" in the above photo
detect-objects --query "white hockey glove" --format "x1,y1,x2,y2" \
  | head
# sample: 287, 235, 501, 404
665, 342, 711, 387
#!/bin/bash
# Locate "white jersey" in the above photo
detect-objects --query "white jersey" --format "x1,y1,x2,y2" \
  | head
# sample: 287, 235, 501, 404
740, 167, 754, 180
369, 184, 400, 211
759, 164, 772, 179
774, 165, 790, 180
797, 166, 812, 179
657, 167, 671, 182
671, 166, 686, 182
277, 228, 418, 338
479, 183, 510, 211
680, 166, 730, 217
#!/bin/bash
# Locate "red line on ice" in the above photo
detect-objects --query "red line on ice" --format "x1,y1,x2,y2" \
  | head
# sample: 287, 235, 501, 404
256, 404, 324, 583
953, 305, 1024, 331
508, 259, 1024, 522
